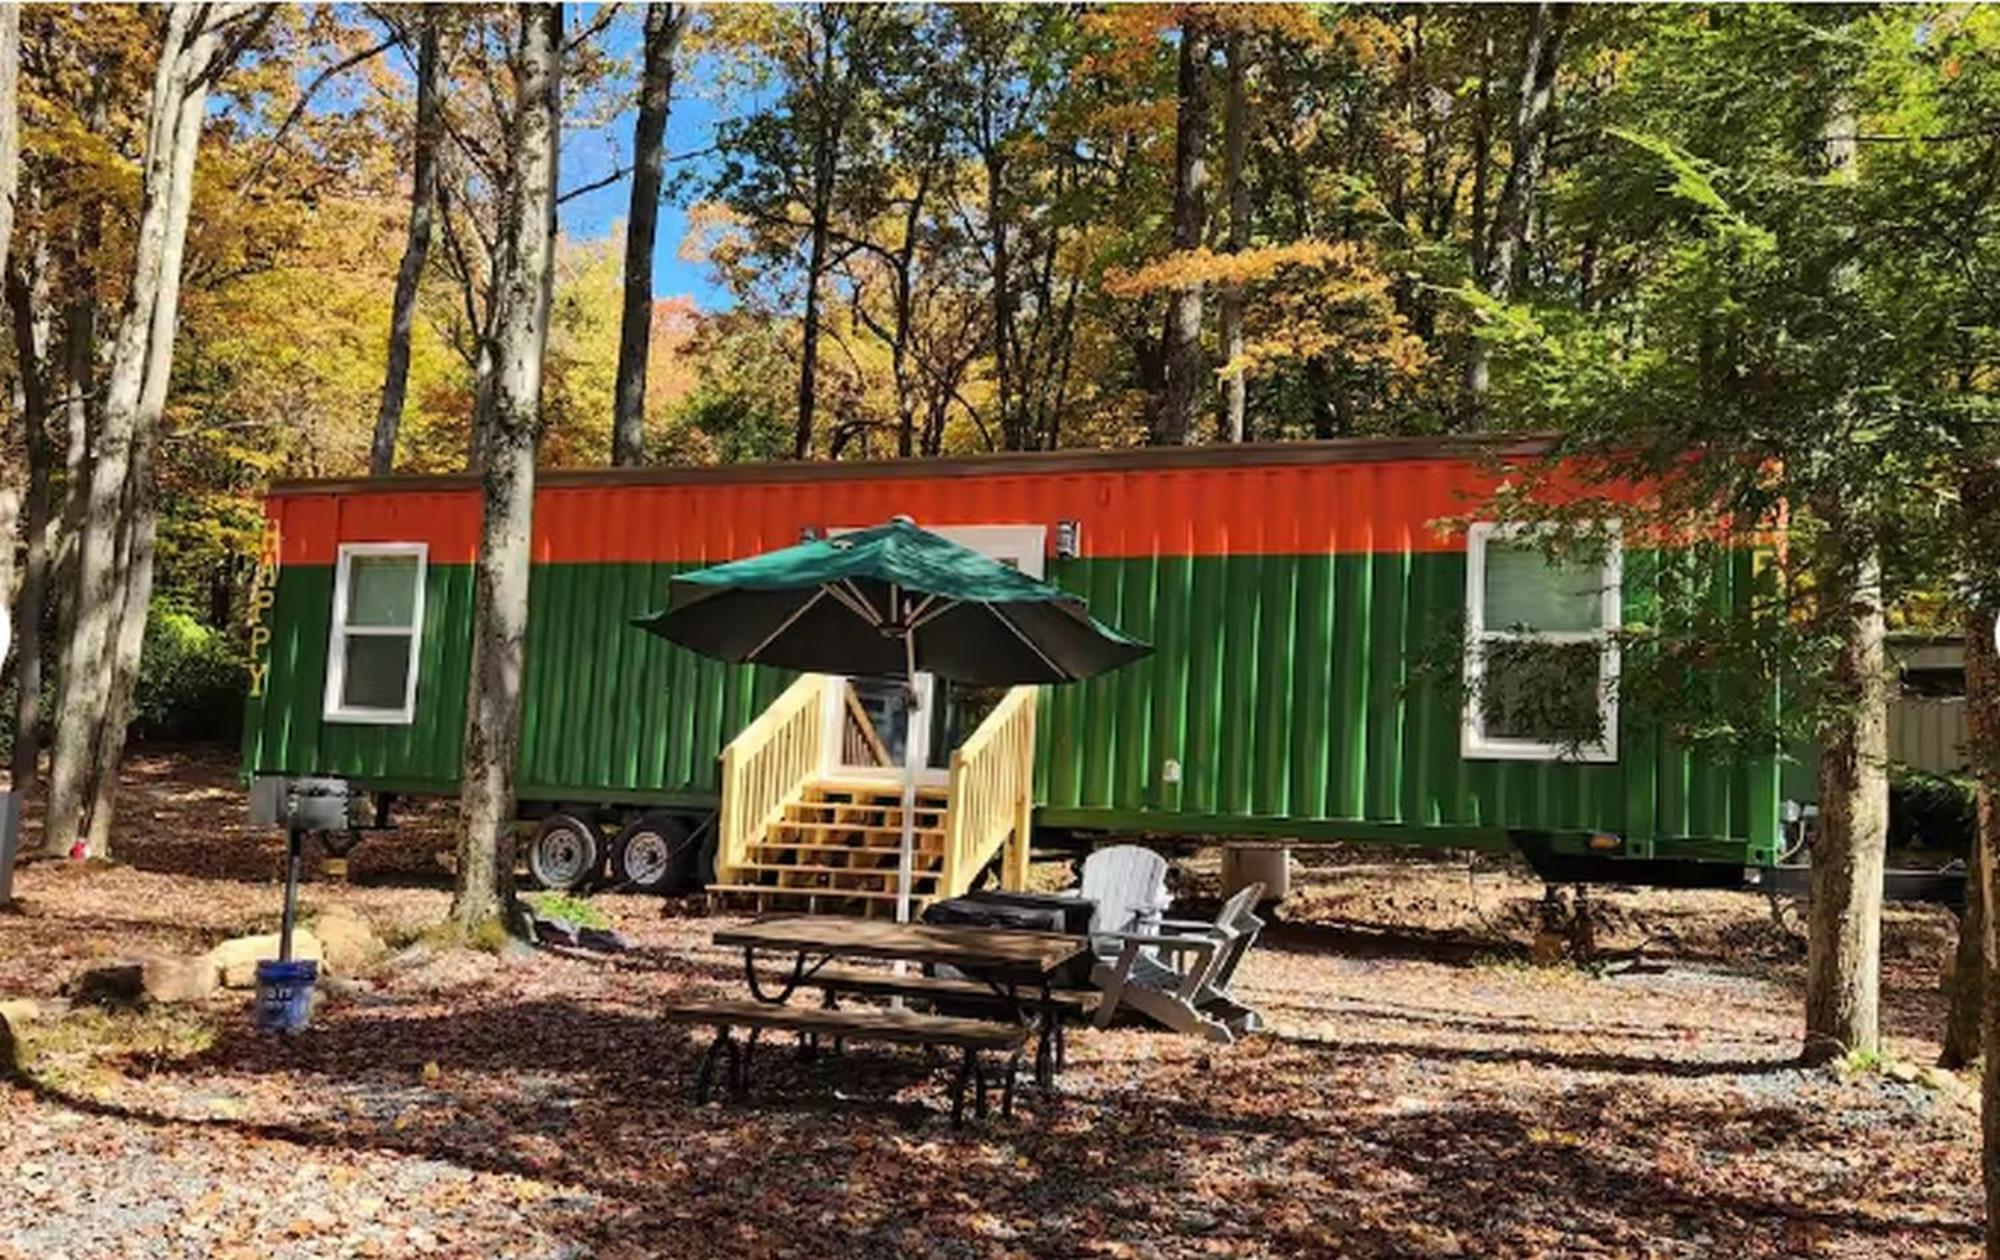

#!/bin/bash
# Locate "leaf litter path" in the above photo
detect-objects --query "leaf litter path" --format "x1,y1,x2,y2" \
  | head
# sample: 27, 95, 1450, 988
0, 748, 1984, 1258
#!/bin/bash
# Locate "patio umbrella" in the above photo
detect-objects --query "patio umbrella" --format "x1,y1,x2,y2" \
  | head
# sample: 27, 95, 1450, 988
633, 517, 1150, 922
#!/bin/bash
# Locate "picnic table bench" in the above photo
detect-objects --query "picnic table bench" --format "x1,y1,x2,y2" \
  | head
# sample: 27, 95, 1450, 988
663, 916, 1089, 1125
811, 965, 1100, 1074
662, 998, 1029, 1124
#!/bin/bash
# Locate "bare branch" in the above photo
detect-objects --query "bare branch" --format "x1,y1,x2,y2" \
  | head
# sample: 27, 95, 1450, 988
564, 3, 623, 54
239, 33, 399, 190
557, 163, 628, 205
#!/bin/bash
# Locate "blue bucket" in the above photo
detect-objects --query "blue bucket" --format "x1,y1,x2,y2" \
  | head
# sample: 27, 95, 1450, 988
253, 959, 318, 1033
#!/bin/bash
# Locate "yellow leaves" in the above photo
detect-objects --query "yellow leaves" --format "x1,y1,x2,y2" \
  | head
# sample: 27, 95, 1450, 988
1105, 238, 1429, 389
1103, 240, 1361, 297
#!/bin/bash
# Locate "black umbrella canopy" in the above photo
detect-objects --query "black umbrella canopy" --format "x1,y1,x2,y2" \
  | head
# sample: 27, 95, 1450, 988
630, 518, 1150, 686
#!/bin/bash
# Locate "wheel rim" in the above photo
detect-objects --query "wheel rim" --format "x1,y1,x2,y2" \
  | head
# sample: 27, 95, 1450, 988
623, 830, 673, 886
537, 826, 589, 887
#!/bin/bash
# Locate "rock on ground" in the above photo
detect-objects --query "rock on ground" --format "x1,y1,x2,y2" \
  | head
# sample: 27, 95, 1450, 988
208, 930, 324, 988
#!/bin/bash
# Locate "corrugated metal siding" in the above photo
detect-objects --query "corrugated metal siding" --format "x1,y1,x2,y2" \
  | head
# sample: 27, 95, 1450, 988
242, 561, 475, 785
1036, 550, 1778, 850
246, 560, 793, 801
1890, 698, 1968, 774
517, 563, 792, 799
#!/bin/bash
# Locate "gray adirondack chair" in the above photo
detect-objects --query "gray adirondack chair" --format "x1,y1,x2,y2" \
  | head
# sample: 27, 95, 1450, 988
1091, 881, 1267, 1043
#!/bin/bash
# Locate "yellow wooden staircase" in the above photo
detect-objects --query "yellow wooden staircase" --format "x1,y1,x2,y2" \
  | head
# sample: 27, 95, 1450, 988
707, 675, 1036, 917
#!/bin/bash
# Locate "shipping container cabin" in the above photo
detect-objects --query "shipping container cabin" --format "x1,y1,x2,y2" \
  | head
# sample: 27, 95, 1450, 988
242, 436, 1782, 911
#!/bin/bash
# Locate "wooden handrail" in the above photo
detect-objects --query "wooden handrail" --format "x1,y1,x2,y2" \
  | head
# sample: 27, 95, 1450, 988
940, 686, 1038, 899
841, 682, 892, 768
717, 673, 828, 885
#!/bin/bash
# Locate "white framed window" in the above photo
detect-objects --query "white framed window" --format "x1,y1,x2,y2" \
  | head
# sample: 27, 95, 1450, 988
1461, 522, 1621, 762
323, 542, 427, 724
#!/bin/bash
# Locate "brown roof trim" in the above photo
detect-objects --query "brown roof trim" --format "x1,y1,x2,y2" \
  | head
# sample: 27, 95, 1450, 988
268, 433, 1560, 497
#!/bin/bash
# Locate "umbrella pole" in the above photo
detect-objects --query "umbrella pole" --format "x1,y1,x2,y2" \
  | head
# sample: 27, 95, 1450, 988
897, 620, 918, 927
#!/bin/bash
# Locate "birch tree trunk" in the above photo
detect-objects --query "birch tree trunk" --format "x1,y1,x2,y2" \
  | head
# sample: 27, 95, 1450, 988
1802, 526, 1890, 1064
43, 5, 203, 857
1463, 2, 1567, 415
611, 3, 684, 468
82, 32, 216, 856
1219, 29, 1248, 444
371, 11, 442, 477
453, 2, 561, 931
1155, 14, 1210, 447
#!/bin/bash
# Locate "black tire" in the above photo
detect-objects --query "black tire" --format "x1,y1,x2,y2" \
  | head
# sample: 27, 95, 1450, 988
527, 813, 603, 891
611, 811, 697, 895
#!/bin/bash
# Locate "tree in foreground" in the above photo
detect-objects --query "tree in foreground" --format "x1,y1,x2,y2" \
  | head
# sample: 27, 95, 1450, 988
1481, 7, 1964, 1066
42, 4, 270, 859
451, 2, 562, 932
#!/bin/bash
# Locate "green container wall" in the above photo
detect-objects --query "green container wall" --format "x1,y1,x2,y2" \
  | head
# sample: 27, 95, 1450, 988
243, 561, 791, 804
1036, 549, 1780, 860
245, 549, 1779, 861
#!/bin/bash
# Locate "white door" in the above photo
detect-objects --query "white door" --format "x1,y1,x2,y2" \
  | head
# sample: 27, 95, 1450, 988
822, 524, 1046, 785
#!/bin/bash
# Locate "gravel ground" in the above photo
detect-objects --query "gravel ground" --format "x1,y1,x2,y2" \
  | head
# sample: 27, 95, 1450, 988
0, 747, 1983, 1258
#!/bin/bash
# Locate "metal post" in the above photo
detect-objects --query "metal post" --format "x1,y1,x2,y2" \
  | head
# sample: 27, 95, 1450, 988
279, 826, 304, 961
0, 789, 19, 908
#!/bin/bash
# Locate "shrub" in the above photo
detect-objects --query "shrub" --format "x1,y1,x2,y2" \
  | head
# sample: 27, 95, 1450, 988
1887, 767, 1977, 855
132, 605, 248, 745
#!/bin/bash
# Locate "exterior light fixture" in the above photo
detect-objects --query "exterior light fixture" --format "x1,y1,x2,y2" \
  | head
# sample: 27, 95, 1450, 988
1055, 520, 1082, 559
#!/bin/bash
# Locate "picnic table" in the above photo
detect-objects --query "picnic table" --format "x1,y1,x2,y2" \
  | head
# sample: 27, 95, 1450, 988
666, 916, 1089, 1124
716, 916, 1090, 1080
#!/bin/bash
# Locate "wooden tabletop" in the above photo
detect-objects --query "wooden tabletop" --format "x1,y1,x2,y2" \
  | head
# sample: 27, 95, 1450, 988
714, 916, 1087, 977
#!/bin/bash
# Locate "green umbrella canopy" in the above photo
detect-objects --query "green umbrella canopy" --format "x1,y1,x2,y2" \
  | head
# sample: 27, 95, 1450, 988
631, 518, 1151, 686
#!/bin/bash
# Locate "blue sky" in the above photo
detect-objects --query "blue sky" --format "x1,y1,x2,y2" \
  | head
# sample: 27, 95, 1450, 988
553, 14, 737, 312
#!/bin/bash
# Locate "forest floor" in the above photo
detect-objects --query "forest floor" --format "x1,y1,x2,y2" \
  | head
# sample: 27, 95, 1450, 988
0, 746, 1983, 1259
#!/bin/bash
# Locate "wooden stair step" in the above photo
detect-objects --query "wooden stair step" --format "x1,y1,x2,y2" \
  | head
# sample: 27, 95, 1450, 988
735, 862, 940, 879
808, 780, 950, 800
748, 840, 940, 856
773, 821, 945, 838
706, 883, 929, 904
785, 803, 946, 819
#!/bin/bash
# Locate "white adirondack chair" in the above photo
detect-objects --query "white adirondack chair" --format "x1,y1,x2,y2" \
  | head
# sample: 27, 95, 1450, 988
1072, 844, 1172, 937
1091, 881, 1267, 1043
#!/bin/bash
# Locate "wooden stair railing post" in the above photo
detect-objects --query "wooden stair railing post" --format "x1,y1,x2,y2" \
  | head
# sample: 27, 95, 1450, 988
1005, 699, 1035, 891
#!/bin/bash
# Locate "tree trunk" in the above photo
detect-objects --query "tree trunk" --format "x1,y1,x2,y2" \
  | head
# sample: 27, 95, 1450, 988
0, 1, 20, 689
985, 139, 1020, 451
82, 13, 217, 857
1948, 600, 1996, 1068
1976, 603, 2000, 1260
1155, 15, 1211, 447
1802, 528, 1890, 1065
1463, 2, 1567, 417
1219, 29, 1248, 443
612, 4, 684, 468
371, 12, 443, 477
7, 234, 52, 799
453, 2, 561, 932
44, 6, 210, 858
795, 188, 832, 460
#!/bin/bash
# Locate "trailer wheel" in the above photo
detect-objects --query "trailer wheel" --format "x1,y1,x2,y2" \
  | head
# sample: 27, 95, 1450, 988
612, 812, 696, 895
527, 813, 602, 891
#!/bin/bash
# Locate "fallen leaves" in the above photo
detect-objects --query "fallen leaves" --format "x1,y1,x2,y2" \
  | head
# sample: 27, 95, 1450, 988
0, 753, 1985, 1258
